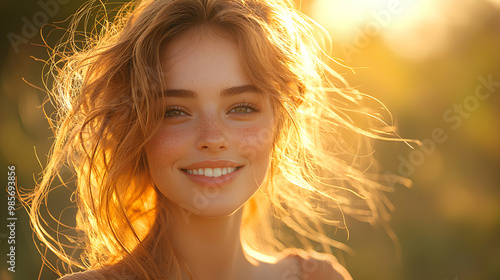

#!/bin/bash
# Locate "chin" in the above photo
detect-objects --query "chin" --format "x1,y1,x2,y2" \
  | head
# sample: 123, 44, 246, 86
178, 184, 258, 218
191, 203, 245, 218
157, 166, 267, 219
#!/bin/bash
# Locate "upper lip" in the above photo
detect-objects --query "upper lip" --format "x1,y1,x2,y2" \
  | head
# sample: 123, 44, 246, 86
181, 160, 243, 170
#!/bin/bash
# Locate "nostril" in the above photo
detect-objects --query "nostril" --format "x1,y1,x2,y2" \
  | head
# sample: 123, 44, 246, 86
196, 132, 229, 151
200, 143, 227, 152
200, 144, 227, 150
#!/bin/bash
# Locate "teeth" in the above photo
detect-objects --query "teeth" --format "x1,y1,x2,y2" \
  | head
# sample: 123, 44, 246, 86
213, 168, 222, 177
204, 168, 213, 177
184, 167, 238, 177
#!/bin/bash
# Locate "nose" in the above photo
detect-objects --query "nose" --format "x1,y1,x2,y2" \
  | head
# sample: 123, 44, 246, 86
195, 115, 229, 152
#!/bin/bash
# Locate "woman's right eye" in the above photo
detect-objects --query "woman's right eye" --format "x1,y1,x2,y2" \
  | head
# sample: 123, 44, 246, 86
164, 106, 188, 118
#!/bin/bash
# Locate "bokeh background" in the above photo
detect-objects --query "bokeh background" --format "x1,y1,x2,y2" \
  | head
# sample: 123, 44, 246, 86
1, 0, 499, 279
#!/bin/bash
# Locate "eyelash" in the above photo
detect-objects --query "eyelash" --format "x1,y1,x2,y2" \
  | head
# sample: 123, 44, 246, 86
164, 103, 258, 118
228, 102, 259, 116
164, 106, 187, 118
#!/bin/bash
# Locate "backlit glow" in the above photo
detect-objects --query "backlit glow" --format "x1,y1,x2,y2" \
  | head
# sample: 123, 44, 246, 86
310, 0, 465, 60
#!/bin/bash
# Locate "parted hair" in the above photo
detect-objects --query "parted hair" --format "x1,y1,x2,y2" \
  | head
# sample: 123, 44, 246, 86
24, 0, 409, 279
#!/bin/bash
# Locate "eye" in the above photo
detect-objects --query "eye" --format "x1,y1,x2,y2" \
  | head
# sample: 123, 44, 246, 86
228, 102, 258, 115
231, 107, 253, 113
164, 106, 188, 118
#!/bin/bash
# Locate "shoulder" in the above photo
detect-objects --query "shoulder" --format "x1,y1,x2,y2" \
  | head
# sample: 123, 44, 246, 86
58, 270, 107, 280
284, 249, 353, 280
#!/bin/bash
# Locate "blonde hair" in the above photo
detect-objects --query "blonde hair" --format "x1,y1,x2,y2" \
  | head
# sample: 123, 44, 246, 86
23, 0, 410, 279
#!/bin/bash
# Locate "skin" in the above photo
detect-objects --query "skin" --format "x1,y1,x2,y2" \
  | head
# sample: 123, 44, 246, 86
144, 28, 292, 280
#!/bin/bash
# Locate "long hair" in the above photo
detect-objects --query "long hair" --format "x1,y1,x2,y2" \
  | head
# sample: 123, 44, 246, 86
23, 0, 411, 279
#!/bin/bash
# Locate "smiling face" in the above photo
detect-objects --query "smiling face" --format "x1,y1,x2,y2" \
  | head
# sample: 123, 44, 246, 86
144, 28, 276, 217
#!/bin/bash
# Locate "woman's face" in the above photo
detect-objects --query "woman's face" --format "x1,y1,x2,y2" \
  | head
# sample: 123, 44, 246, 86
145, 29, 275, 218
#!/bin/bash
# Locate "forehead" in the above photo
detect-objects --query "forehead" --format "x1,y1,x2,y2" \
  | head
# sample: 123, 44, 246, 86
160, 28, 252, 90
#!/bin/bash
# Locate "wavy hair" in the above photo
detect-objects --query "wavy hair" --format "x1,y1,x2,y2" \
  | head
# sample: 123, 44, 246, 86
23, 0, 411, 279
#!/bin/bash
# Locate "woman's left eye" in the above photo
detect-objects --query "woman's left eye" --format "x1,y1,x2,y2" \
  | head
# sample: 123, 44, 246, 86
230, 107, 253, 113
228, 103, 258, 115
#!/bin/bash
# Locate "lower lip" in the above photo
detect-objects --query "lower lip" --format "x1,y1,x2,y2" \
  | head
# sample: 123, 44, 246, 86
182, 167, 243, 188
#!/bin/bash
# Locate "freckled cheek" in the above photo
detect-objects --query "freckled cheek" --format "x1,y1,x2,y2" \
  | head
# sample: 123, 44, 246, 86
231, 123, 275, 162
145, 127, 193, 171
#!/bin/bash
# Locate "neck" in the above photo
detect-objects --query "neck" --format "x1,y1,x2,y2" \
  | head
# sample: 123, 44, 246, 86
167, 202, 256, 280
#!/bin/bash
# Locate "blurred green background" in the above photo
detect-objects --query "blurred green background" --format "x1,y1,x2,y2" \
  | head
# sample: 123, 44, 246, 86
1, 0, 499, 279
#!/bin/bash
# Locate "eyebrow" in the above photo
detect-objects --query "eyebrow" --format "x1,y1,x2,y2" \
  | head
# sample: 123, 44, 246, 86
162, 85, 261, 98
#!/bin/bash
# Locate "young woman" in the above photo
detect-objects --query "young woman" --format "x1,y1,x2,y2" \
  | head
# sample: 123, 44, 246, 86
25, 0, 407, 279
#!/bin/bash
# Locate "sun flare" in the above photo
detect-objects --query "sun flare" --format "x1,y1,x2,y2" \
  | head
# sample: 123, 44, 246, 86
310, 0, 460, 59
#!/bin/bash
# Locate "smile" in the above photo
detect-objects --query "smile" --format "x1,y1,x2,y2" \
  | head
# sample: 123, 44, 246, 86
181, 167, 241, 177
180, 160, 244, 188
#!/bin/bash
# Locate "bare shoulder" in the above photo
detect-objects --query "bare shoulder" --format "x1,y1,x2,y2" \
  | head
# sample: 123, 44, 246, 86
287, 249, 353, 280
58, 269, 107, 280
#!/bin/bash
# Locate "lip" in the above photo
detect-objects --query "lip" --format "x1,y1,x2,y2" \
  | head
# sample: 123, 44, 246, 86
181, 160, 244, 188
181, 160, 243, 170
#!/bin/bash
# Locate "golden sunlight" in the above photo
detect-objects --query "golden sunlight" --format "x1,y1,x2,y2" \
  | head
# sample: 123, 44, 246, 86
310, 0, 462, 60
486, 0, 500, 8
310, 0, 422, 37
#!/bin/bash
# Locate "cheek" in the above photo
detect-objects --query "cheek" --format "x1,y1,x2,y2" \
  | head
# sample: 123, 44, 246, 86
232, 121, 275, 163
145, 126, 192, 172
